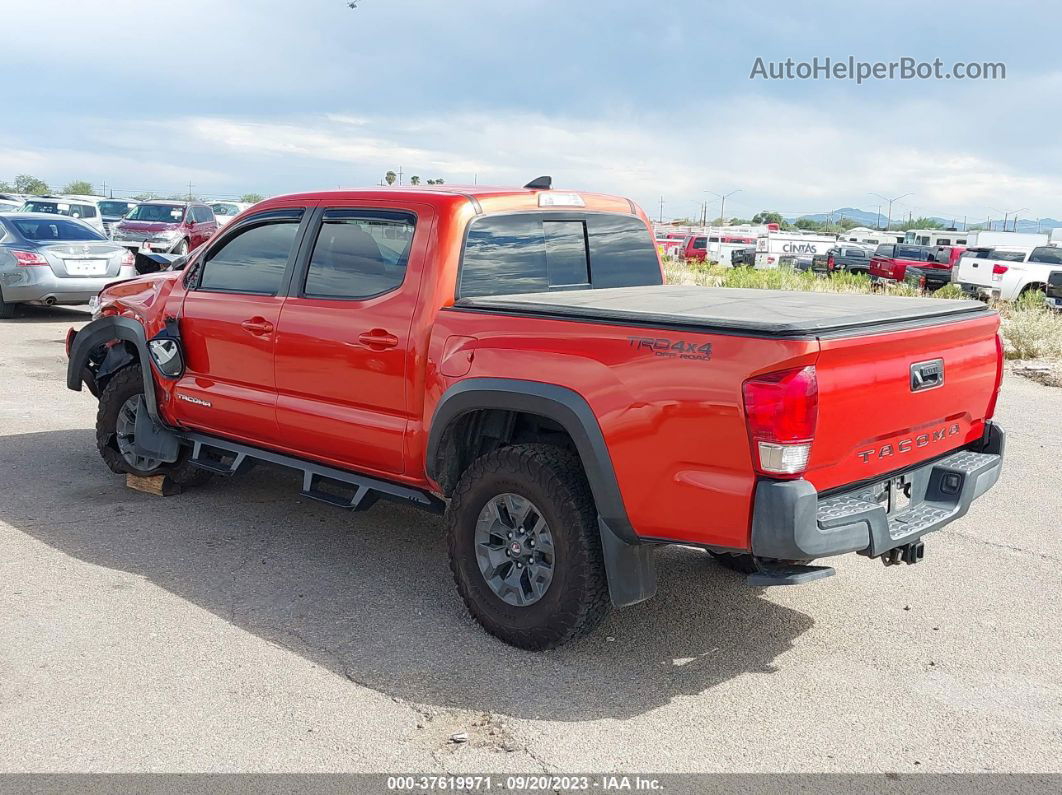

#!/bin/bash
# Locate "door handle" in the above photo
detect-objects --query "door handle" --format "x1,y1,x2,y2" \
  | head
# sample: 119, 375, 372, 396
356, 329, 399, 349
241, 317, 274, 335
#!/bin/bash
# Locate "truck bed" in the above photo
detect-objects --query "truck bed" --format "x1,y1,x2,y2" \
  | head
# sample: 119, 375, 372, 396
456, 285, 988, 338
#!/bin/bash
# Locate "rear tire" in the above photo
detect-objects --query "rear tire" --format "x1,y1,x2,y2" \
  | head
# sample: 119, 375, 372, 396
173, 239, 189, 256
95, 366, 211, 486
446, 444, 610, 650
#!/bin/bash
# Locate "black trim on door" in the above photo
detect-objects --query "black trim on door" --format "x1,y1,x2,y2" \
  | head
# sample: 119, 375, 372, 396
184, 207, 312, 296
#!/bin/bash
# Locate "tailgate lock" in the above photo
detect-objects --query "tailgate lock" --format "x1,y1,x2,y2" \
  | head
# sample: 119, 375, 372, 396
910, 358, 944, 392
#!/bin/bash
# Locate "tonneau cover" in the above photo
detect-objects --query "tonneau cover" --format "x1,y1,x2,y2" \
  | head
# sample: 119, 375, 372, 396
456, 285, 989, 337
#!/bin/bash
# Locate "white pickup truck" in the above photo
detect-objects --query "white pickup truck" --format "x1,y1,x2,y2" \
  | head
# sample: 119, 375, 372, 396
956, 244, 1062, 301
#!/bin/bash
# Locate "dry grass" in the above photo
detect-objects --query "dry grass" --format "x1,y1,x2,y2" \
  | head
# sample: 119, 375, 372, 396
664, 259, 1062, 363
997, 291, 1062, 360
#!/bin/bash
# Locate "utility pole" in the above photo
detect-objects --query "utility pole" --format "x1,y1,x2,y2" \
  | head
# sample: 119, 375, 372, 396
875, 205, 881, 230
658, 196, 664, 224
870, 192, 911, 231
187, 181, 194, 201
706, 189, 741, 226
962, 216, 967, 231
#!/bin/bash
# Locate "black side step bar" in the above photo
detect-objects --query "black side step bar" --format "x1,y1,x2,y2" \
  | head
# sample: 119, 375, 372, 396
184, 432, 444, 514
746, 564, 835, 587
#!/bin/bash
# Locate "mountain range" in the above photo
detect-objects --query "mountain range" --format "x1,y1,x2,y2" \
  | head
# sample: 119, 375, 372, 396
788, 207, 1061, 233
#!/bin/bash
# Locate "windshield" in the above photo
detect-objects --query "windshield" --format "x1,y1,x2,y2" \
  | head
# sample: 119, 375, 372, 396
211, 203, 239, 216
9, 217, 105, 241
125, 204, 185, 223
99, 200, 134, 217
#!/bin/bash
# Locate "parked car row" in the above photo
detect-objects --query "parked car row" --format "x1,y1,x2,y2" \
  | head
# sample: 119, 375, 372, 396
0, 193, 263, 315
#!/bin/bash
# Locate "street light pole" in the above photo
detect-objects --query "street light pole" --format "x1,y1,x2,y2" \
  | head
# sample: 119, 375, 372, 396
870, 192, 911, 232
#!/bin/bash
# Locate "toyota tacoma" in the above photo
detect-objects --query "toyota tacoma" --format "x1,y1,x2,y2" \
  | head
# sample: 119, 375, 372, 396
66, 179, 1005, 649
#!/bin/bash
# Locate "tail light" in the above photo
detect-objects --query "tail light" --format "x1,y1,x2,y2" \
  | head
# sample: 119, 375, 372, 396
120, 249, 135, 267
992, 263, 1008, 282
12, 250, 48, 267
742, 365, 818, 477
767, 256, 775, 264
827, 255, 835, 271
919, 275, 927, 290
986, 332, 1005, 419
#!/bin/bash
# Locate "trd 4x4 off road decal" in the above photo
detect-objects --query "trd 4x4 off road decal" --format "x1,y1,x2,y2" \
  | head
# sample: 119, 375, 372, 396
627, 336, 713, 361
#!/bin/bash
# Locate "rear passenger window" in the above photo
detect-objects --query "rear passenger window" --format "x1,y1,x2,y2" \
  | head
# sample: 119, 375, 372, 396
199, 219, 301, 294
459, 213, 661, 298
303, 209, 415, 299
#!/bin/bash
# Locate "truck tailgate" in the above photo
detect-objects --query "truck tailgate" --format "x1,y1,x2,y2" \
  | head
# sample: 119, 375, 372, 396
807, 312, 1000, 492
956, 256, 995, 288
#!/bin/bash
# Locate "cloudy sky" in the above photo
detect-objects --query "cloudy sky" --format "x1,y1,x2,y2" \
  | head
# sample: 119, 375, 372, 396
4, 0, 1058, 223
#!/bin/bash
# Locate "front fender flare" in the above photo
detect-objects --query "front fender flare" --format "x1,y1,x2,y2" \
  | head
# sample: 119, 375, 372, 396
66, 315, 161, 422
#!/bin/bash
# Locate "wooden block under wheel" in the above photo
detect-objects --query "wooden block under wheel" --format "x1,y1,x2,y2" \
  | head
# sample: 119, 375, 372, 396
125, 473, 183, 497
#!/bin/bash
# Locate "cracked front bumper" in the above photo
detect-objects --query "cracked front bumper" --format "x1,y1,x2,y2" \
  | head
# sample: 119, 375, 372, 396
750, 423, 1005, 560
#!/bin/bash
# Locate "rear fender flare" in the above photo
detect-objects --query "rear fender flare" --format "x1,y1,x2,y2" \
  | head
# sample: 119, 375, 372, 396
427, 379, 657, 607
427, 378, 635, 541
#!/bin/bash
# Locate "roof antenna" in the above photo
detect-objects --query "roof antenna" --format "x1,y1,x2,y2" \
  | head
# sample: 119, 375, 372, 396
524, 176, 552, 190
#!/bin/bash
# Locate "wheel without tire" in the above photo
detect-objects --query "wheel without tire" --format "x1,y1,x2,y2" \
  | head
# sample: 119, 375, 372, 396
95, 366, 212, 486
446, 444, 610, 650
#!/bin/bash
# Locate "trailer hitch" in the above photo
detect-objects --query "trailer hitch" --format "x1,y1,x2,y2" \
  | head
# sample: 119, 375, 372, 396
880, 540, 926, 566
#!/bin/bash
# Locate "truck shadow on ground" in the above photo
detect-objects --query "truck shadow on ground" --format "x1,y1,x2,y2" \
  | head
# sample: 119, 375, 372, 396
2, 429, 815, 722
1, 306, 90, 324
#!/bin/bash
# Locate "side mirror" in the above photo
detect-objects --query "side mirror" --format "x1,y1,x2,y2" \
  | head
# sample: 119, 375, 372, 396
148, 338, 184, 379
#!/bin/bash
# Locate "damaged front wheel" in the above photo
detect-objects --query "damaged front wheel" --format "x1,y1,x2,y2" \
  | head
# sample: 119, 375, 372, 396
95, 366, 211, 486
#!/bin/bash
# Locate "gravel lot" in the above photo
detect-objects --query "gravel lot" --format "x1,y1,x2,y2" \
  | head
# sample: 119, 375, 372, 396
0, 306, 1059, 774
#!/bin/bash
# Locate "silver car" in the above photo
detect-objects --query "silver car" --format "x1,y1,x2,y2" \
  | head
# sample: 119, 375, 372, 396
0, 212, 136, 318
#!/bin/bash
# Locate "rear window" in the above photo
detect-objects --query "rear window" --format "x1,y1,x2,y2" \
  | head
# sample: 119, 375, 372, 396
988, 249, 1028, 262
874, 244, 894, 257
99, 201, 134, 217
1028, 246, 1062, 265
9, 217, 105, 241
692, 237, 706, 249
895, 245, 931, 261
458, 213, 661, 298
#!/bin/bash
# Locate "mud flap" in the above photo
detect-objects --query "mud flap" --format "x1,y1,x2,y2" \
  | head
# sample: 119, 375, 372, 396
598, 517, 657, 607
132, 396, 181, 464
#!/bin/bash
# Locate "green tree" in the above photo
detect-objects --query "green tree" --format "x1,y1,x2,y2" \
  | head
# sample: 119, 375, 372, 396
15, 174, 50, 195
893, 216, 943, 231
240, 193, 264, 203
384, 170, 397, 186
794, 218, 822, 231
409, 175, 421, 186
751, 210, 784, 226
0, 180, 15, 193
62, 179, 94, 195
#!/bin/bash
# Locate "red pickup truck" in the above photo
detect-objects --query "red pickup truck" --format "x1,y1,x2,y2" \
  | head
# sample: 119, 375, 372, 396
869, 243, 963, 283
66, 180, 1005, 649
